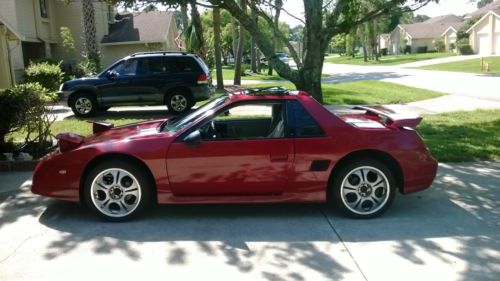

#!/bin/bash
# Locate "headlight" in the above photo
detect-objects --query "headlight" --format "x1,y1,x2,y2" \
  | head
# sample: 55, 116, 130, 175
58, 83, 64, 91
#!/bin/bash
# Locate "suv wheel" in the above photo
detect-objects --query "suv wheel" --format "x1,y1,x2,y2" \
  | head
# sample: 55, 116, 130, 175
166, 92, 193, 115
71, 92, 97, 117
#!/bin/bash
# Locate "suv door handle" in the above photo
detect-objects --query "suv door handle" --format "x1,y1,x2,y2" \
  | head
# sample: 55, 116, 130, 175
270, 154, 288, 162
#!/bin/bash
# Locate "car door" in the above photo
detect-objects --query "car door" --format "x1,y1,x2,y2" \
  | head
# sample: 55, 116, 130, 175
99, 59, 140, 106
130, 57, 167, 105
166, 101, 294, 196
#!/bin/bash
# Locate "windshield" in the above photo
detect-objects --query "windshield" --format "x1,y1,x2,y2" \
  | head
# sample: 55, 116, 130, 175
163, 96, 228, 133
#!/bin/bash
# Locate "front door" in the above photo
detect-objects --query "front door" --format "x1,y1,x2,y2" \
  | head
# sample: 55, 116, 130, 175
166, 101, 294, 196
99, 58, 141, 106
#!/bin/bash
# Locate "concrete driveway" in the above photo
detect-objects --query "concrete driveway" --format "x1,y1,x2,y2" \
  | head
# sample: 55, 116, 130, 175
322, 63, 500, 102
1, 162, 499, 281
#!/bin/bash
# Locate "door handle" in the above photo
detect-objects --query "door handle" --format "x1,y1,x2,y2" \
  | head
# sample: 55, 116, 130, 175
270, 154, 288, 162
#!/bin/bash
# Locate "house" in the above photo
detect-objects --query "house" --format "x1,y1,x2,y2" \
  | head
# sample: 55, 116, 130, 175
378, 33, 390, 53
101, 11, 180, 67
466, 1, 500, 55
0, 0, 114, 89
389, 14, 463, 54
0, 1, 180, 89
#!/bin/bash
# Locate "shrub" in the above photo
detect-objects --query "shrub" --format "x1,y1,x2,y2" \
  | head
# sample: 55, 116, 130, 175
416, 46, 428, 53
24, 61, 64, 94
449, 43, 456, 51
403, 45, 412, 54
0, 83, 56, 156
456, 38, 474, 55
434, 38, 446, 53
380, 48, 388, 56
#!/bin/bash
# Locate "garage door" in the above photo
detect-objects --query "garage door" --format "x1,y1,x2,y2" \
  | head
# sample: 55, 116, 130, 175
495, 33, 500, 55
478, 34, 491, 55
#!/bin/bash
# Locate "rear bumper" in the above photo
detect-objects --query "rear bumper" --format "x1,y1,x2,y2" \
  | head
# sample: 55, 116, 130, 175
401, 151, 438, 194
190, 85, 214, 101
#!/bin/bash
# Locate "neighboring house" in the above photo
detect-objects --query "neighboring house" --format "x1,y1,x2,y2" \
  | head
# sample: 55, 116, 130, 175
0, 0, 113, 89
441, 26, 459, 51
101, 11, 180, 67
465, 1, 500, 55
389, 14, 463, 54
378, 33, 390, 53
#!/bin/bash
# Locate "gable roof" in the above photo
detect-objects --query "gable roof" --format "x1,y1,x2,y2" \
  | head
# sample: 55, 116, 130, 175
440, 26, 458, 37
396, 14, 463, 39
466, 10, 500, 33
423, 14, 463, 24
101, 11, 173, 44
468, 0, 500, 17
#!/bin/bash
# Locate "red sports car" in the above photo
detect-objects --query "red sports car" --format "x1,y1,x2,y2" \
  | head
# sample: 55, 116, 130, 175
32, 87, 437, 221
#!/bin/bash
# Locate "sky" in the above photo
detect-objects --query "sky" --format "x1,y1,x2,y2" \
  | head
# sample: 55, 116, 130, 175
279, 0, 479, 27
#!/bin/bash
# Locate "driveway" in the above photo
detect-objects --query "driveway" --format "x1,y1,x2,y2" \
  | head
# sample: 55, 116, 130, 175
322, 63, 500, 102
1, 162, 499, 281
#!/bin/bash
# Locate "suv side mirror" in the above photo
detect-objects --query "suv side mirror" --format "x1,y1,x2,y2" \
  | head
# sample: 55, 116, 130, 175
184, 130, 201, 147
106, 70, 117, 80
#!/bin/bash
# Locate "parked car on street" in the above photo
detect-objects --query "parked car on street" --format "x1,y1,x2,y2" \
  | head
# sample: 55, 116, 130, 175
58, 51, 213, 117
32, 87, 437, 221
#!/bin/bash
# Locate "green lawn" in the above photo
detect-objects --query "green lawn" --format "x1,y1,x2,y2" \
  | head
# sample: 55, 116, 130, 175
247, 80, 444, 105
417, 110, 500, 162
211, 66, 284, 81
325, 52, 455, 66
417, 56, 500, 75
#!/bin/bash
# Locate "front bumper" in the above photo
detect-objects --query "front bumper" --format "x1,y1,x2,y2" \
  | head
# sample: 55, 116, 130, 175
57, 90, 73, 103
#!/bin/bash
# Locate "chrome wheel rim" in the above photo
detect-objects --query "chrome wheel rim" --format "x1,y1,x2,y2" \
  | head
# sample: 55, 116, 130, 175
75, 97, 93, 114
171, 94, 187, 112
90, 168, 142, 218
340, 166, 390, 215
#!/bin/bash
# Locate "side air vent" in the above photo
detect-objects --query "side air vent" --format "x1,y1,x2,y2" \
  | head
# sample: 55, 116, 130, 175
310, 160, 330, 171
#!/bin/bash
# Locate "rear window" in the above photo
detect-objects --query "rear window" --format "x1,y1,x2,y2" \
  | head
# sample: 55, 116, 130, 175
286, 101, 325, 137
166, 57, 201, 73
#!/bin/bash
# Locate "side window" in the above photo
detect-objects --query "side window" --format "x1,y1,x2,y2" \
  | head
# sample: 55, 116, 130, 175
197, 102, 286, 140
171, 57, 198, 72
287, 101, 325, 137
138, 57, 166, 75
112, 59, 138, 76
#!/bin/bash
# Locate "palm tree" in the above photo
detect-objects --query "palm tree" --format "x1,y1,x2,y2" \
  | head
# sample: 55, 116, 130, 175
233, 0, 246, 85
81, 0, 100, 71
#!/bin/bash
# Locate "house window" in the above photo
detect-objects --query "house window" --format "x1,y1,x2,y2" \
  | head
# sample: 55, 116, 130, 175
40, 0, 48, 18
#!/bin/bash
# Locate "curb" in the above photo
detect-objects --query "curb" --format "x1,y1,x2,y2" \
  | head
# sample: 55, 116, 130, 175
0, 161, 39, 172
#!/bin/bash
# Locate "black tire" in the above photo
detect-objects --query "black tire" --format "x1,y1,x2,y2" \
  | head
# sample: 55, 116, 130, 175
83, 160, 152, 222
70, 92, 98, 117
165, 91, 193, 115
331, 159, 396, 219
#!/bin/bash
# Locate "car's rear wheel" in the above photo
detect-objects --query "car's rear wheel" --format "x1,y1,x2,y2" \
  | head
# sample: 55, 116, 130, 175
166, 91, 193, 115
84, 161, 152, 221
70, 92, 97, 117
331, 159, 396, 219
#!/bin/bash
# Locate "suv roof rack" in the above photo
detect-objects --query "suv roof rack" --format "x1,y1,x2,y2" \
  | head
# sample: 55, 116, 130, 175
130, 51, 188, 57
242, 86, 290, 96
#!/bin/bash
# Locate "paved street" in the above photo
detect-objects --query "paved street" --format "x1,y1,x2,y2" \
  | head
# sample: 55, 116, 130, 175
1, 162, 499, 281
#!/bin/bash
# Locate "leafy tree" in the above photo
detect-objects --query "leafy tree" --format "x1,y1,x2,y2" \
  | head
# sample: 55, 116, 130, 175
413, 14, 430, 22
477, 0, 493, 8
457, 15, 482, 40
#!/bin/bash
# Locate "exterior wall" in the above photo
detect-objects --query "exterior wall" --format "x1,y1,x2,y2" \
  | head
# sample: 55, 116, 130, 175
389, 27, 412, 54
101, 42, 177, 67
0, 27, 11, 88
443, 29, 457, 51
410, 38, 435, 53
470, 13, 500, 55
52, 1, 112, 65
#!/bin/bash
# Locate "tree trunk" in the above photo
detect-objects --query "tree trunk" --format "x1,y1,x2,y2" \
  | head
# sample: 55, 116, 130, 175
189, 0, 206, 60
180, 1, 189, 33
213, 7, 224, 90
230, 17, 238, 59
82, 0, 100, 70
267, 0, 282, 76
250, 0, 257, 73
233, 0, 246, 85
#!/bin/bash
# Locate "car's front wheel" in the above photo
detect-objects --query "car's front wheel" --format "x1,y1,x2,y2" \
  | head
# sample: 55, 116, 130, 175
84, 161, 152, 221
70, 92, 97, 117
166, 91, 193, 115
331, 159, 396, 219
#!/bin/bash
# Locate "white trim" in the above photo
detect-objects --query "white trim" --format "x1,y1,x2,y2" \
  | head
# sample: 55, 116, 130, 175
397, 25, 413, 39
440, 26, 458, 37
101, 40, 163, 46
466, 11, 500, 33
0, 15, 22, 40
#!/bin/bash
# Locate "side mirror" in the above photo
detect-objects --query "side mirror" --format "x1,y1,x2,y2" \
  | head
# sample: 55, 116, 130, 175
106, 70, 117, 80
183, 130, 202, 147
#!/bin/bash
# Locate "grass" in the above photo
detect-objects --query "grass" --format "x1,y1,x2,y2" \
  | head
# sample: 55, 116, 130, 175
417, 56, 500, 75
246, 80, 444, 105
325, 52, 455, 66
417, 110, 500, 162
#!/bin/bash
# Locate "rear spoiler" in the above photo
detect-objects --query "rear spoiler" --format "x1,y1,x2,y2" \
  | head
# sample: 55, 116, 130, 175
353, 106, 422, 129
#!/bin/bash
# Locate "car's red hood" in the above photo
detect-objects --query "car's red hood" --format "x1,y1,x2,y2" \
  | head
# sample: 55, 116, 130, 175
56, 119, 168, 152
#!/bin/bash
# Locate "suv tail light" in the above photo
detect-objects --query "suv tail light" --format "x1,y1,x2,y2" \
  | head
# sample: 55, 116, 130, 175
197, 73, 208, 84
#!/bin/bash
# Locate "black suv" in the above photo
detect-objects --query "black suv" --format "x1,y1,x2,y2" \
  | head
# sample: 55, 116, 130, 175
58, 52, 213, 117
